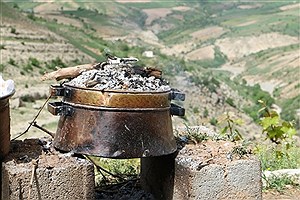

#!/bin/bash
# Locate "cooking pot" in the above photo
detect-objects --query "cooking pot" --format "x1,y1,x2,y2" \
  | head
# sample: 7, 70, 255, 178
0, 89, 15, 159
48, 84, 185, 158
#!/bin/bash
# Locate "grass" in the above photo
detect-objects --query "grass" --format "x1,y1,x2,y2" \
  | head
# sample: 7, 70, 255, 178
1, 36, 51, 43
123, 1, 182, 9
264, 174, 299, 192
5, 1, 41, 10
38, 21, 101, 60
279, 95, 300, 129
62, 8, 110, 26
88, 156, 140, 186
244, 44, 299, 72
42, 121, 58, 133
0, 64, 5, 72
255, 144, 300, 171
177, 124, 209, 143
193, 46, 227, 68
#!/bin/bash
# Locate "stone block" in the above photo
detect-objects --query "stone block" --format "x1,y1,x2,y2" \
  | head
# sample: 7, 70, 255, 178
174, 157, 262, 200
173, 140, 262, 200
1, 139, 95, 200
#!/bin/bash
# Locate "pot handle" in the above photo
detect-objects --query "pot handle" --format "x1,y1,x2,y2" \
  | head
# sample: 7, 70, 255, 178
170, 103, 185, 116
48, 102, 74, 116
170, 89, 185, 101
49, 85, 72, 98
49, 85, 65, 97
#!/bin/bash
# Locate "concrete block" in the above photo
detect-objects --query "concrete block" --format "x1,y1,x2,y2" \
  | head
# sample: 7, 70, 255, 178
1, 139, 95, 200
174, 158, 262, 200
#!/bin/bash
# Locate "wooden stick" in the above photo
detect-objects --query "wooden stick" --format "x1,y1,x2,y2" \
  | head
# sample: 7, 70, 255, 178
12, 95, 52, 141
41, 63, 96, 81
31, 122, 55, 138
28, 159, 38, 200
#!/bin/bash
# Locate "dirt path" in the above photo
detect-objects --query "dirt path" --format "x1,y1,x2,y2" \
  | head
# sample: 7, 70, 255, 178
263, 188, 300, 200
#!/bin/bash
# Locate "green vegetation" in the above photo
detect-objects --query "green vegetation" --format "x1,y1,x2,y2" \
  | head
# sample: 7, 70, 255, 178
279, 95, 300, 129
182, 124, 209, 143
45, 57, 67, 70
124, 1, 182, 9
88, 156, 140, 186
258, 100, 296, 144
193, 46, 227, 68
189, 72, 221, 93
8, 58, 16, 66
210, 117, 218, 126
264, 174, 299, 192
225, 98, 236, 108
20, 94, 35, 102
218, 112, 243, 142
256, 144, 300, 171
0, 64, 5, 72
255, 100, 299, 175
10, 27, 16, 34
23, 63, 33, 72
28, 57, 40, 68
27, 12, 37, 21
227, 78, 275, 122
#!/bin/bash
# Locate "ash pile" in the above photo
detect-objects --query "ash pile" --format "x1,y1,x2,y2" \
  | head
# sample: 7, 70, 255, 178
67, 54, 171, 92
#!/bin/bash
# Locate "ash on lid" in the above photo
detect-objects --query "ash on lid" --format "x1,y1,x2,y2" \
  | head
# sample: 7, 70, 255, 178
66, 58, 171, 92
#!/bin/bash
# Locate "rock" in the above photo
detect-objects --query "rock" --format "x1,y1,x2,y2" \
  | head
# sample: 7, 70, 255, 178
10, 98, 22, 109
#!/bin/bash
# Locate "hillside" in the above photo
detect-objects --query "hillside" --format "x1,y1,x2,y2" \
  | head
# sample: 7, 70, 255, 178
0, 0, 299, 139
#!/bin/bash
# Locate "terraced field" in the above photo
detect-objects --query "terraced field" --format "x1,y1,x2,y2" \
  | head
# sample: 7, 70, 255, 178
1, 0, 299, 138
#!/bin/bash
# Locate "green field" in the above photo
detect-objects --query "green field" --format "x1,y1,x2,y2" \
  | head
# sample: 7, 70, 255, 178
2, 0, 299, 130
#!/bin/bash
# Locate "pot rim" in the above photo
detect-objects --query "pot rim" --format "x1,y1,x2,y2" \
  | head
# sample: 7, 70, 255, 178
63, 83, 171, 94
0, 89, 15, 101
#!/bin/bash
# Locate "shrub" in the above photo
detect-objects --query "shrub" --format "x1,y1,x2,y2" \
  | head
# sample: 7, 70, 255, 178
29, 57, 40, 68
255, 144, 300, 171
218, 112, 243, 142
8, 58, 16, 66
183, 124, 209, 143
0, 64, 5, 72
45, 57, 67, 70
203, 108, 209, 118
23, 63, 33, 72
20, 94, 35, 102
89, 156, 140, 186
264, 174, 296, 192
210, 117, 218, 126
27, 13, 36, 21
13, 3, 19, 9
258, 100, 296, 145
10, 27, 16, 34
52, 57, 66, 68
226, 97, 236, 108
193, 106, 199, 114
254, 100, 299, 176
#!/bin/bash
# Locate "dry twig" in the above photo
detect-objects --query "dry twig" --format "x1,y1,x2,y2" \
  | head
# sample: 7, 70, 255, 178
12, 95, 52, 140
28, 159, 39, 200
85, 156, 126, 181
31, 122, 55, 138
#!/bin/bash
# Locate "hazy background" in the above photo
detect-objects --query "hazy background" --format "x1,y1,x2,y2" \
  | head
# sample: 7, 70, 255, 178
0, 0, 299, 140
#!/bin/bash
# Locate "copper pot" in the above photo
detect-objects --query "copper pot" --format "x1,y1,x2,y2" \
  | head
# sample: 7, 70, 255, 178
0, 90, 15, 160
48, 84, 184, 158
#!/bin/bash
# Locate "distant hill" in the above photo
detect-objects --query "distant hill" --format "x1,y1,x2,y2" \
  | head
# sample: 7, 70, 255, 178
1, 0, 299, 137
